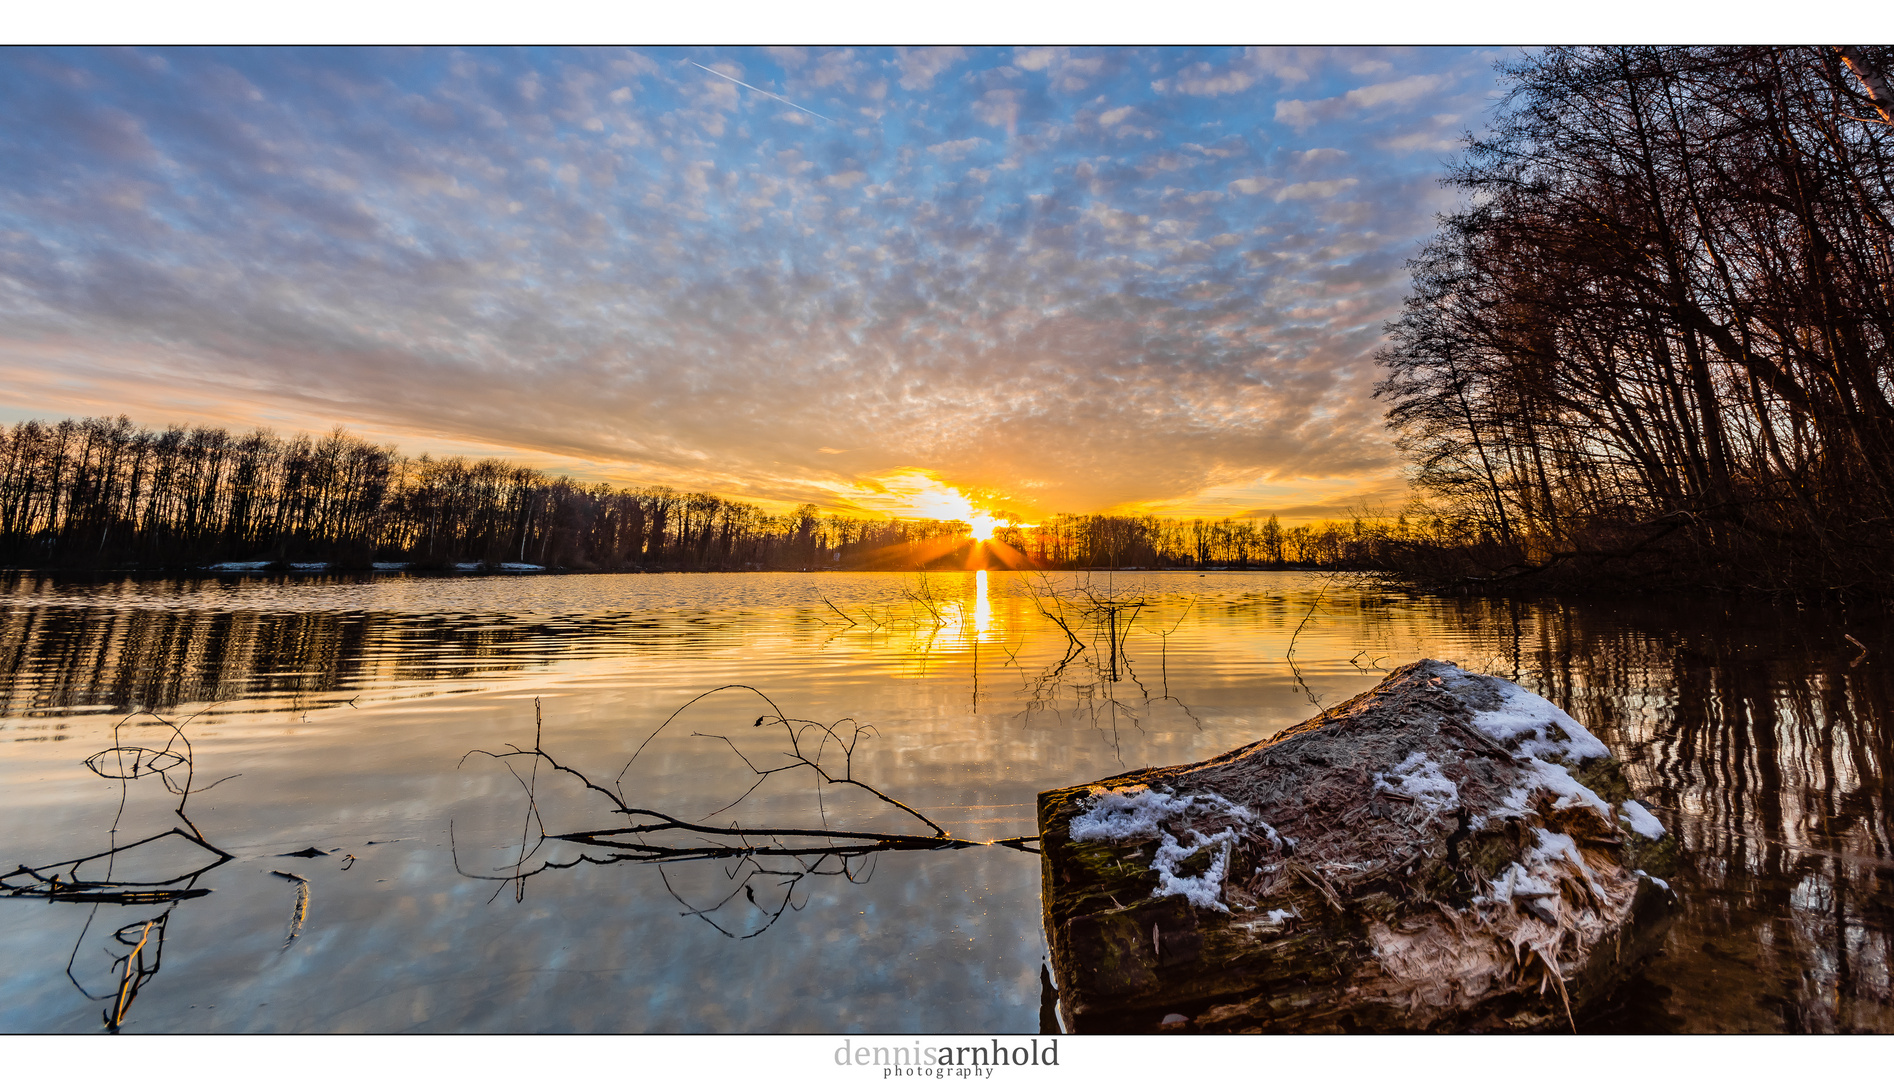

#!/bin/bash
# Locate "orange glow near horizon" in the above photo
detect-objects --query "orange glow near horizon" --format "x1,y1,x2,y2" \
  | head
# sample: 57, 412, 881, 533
846, 468, 1022, 539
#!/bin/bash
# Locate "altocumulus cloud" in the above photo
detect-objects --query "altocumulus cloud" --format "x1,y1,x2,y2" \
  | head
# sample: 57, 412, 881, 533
0, 46, 1505, 519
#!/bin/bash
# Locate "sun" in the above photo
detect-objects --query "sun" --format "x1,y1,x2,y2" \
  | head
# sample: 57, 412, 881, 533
846, 468, 1015, 542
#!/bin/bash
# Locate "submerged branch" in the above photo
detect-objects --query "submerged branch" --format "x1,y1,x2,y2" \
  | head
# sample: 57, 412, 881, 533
456, 691, 1042, 933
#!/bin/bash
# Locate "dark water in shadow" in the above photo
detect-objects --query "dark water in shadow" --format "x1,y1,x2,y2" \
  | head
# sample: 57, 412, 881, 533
0, 570, 1887, 1032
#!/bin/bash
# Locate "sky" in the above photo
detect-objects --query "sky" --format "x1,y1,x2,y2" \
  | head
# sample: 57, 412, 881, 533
0, 45, 1511, 524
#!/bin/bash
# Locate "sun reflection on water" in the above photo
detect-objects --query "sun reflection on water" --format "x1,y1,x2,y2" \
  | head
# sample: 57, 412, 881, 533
974, 569, 991, 638
0, 572, 1889, 1032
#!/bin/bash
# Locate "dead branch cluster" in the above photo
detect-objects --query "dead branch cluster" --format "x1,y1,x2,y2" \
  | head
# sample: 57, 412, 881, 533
457, 688, 1037, 938
3, 712, 234, 906
2, 709, 240, 1032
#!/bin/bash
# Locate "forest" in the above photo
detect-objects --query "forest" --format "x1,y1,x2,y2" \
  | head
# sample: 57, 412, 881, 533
1377, 46, 1894, 593
0, 414, 1392, 573
18, 50, 1888, 592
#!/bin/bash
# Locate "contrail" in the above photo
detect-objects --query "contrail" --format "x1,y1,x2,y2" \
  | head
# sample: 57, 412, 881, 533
687, 60, 835, 124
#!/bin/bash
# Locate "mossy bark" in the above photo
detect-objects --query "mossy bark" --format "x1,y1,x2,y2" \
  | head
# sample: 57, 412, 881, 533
1039, 659, 1675, 1033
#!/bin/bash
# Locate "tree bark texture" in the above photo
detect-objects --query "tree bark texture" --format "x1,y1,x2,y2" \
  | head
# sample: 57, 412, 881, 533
1039, 660, 1676, 1033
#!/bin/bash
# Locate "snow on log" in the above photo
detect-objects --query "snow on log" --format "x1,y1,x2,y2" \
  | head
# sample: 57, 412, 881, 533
1038, 659, 1677, 1033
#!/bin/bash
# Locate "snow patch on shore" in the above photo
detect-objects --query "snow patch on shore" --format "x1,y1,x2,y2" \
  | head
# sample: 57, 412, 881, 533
1373, 751, 1461, 815
1464, 676, 1616, 829
1619, 799, 1665, 839
1480, 756, 1615, 828
1635, 869, 1671, 891
1071, 785, 1276, 913
1470, 679, 1609, 764
1479, 826, 1609, 908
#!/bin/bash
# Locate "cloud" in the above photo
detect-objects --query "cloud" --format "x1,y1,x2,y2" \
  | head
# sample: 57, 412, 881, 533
1274, 178, 1358, 201
807, 48, 862, 89
926, 137, 986, 161
895, 47, 965, 91
971, 89, 1021, 134
1295, 147, 1348, 165
1155, 46, 1322, 96
1275, 74, 1448, 133
1013, 48, 1058, 72
0, 46, 1496, 519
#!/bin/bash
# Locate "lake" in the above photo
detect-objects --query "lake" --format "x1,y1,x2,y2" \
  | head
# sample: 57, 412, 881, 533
0, 569, 1888, 1033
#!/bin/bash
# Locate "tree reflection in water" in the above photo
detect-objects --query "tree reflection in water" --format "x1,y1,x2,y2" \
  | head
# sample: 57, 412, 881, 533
0, 575, 1889, 1030
1478, 598, 1894, 1033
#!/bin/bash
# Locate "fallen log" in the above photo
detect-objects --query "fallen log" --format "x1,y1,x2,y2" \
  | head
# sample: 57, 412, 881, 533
1038, 659, 1677, 1033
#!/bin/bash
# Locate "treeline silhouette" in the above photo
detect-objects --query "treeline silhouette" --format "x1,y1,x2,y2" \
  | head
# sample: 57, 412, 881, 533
1378, 47, 1894, 594
995, 513, 1397, 570
0, 414, 1393, 572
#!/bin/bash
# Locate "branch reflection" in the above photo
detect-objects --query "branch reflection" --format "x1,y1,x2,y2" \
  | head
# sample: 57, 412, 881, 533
457, 688, 1038, 938
2, 710, 236, 1032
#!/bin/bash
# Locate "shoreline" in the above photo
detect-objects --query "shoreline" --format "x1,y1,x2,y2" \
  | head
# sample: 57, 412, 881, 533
0, 562, 1884, 605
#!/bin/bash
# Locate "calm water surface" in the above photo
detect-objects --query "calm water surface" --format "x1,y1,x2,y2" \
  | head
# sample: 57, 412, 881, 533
0, 570, 1888, 1033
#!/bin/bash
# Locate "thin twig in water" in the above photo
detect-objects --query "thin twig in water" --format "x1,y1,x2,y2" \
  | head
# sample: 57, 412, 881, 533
1845, 633, 1869, 667
818, 592, 860, 627
1286, 573, 1342, 718
269, 871, 310, 948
